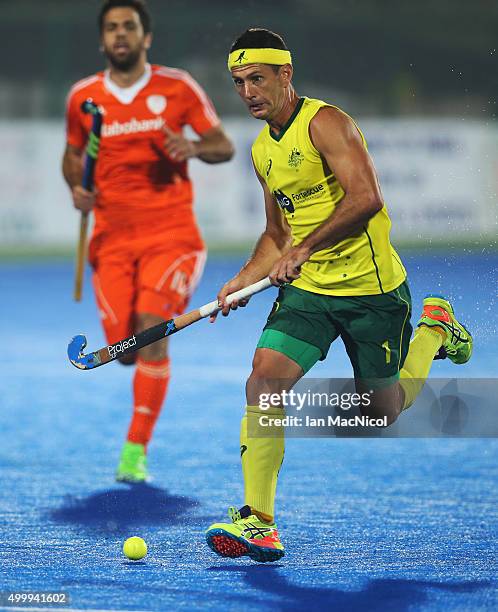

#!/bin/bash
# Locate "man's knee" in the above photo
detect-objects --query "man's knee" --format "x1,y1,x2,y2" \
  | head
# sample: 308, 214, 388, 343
246, 348, 303, 405
250, 349, 273, 379
360, 397, 401, 427
357, 381, 404, 427
135, 313, 169, 361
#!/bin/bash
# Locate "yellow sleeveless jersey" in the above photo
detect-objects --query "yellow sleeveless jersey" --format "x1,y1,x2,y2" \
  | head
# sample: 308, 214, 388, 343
251, 97, 406, 296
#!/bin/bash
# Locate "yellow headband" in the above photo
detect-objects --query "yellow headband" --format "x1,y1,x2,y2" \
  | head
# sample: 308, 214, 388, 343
228, 48, 292, 70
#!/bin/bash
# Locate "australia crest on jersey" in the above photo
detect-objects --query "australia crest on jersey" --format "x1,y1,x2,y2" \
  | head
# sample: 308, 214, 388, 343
146, 94, 167, 115
288, 147, 303, 169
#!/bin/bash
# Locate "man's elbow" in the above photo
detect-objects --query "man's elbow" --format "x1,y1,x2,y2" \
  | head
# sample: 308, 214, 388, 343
265, 227, 292, 253
365, 194, 384, 216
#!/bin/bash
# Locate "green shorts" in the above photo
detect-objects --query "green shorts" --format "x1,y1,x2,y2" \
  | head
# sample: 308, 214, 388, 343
257, 281, 413, 384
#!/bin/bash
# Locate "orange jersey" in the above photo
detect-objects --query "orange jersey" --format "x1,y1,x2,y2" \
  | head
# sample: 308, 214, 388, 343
66, 63, 220, 235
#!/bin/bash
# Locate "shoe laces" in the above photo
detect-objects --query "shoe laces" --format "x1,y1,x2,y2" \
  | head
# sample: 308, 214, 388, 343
228, 506, 241, 522
228, 505, 252, 523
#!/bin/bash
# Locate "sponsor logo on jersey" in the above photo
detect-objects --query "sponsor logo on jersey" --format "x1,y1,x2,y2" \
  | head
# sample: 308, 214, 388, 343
291, 183, 324, 201
273, 184, 324, 212
273, 189, 295, 214
288, 147, 304, 168
102, 116, 165, 137
266, 158, 272, 177
108, 335, 137, 359
146, 94, 167, 115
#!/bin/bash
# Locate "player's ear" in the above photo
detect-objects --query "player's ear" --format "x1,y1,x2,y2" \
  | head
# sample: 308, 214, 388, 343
279, 64, 293, 88
144, 32, 153, 50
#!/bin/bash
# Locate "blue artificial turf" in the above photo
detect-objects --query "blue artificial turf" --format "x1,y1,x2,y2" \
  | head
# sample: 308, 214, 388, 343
0, 253, 496, 611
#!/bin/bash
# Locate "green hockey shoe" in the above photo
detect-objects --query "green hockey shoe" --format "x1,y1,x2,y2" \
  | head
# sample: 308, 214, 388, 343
206, 505, 284, 563
418, 295, 473, 364
116, 441, 149, 483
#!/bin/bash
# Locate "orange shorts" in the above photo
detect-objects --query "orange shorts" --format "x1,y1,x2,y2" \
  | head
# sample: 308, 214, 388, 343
89, 228, 206, 345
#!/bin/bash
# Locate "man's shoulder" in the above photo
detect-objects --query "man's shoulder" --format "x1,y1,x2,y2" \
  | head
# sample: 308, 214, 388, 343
252, 123, 270, 148
305, 98, 354, 126
250, 125, 272, 172
67, 72, 104, 101
150, 64, 204, 94
151, 64, 189, 80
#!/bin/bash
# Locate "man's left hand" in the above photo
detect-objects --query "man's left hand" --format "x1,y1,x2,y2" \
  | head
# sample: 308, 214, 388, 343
269, 245, 311, 285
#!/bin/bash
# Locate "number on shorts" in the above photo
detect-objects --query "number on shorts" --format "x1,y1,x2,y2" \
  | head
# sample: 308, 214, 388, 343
382, 340, 391, 364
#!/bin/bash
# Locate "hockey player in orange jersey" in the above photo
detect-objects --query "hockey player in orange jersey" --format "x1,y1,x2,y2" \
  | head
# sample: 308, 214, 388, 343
62, 0, 234, 482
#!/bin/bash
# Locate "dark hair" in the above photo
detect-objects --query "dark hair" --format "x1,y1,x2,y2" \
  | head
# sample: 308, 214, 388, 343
230, 28, 288, 53
99, 0, 152, 34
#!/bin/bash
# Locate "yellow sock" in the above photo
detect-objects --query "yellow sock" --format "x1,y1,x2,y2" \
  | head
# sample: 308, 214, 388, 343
399, 326, 444, 410
240, 405, 284, 521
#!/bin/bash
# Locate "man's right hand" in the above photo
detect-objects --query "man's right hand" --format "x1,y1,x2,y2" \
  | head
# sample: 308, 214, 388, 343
210, 276, 253, 322
72, 185, 96, 213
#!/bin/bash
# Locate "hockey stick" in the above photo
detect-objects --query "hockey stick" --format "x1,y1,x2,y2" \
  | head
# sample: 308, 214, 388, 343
73, 99, 103, 302
68, 277, 273, 370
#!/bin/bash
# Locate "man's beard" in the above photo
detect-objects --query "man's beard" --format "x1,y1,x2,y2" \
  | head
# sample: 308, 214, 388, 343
105, 47, 142, 72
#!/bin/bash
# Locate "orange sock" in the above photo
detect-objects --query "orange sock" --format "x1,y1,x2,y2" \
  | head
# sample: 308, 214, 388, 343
127, 357, 170, 449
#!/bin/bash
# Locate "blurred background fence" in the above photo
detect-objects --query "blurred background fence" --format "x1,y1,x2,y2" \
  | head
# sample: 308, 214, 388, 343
0, 0, 497, 254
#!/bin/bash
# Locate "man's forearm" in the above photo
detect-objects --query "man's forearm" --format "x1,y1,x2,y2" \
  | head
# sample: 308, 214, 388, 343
194, 134, 234, 163
62, 150, 83, 189
300, 195, 382, 256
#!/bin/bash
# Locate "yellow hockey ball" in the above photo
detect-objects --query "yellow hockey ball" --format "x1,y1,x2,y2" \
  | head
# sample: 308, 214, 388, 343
123, 536, 147, 560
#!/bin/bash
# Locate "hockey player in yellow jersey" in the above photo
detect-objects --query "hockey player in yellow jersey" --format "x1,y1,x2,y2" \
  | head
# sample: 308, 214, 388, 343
205, 28, 473, 563
251, 95, 407, 296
